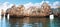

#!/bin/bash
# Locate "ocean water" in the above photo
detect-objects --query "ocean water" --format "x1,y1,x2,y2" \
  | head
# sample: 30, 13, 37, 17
0, 16, 60, 27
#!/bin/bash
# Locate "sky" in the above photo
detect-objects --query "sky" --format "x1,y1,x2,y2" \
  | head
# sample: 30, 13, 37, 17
0, 0, 60, 4
0, 0, 60, 10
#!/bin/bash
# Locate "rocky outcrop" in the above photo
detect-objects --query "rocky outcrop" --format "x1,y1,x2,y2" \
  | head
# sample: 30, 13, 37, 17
52, 6, 60, 17
26, 2, 51, 17
1, 9, 5, 16
41, 2, 51, 16
6, 2, 51, 17
56, 6, 60, 17
6, 5, 25, 17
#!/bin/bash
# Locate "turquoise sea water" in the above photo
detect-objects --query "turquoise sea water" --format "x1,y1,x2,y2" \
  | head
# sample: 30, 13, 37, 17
0, 17, 60, 27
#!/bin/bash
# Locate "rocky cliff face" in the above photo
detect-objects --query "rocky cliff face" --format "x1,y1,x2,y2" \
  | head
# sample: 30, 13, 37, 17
26, 2, 51, 16
1, 9, 5, 16
41, 2, 51, 16
51, 6, 60, 17
6, 5, 25, 17
6, 2, 51, 17
56, 6, 60, 17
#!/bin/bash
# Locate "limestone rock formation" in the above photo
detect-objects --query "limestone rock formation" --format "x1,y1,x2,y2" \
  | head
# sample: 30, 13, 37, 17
56, 6, 60, 17
6, 5, 25, 17
1, 9, 5, 16
51, 6, 60, 17
6, 2, 51, 17
23, 2, 51, 17
41, 2, 51, 16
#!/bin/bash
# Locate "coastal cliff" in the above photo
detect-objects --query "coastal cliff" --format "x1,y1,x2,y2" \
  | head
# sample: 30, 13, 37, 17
6, 5, 24, 17
6, 2, 51, 17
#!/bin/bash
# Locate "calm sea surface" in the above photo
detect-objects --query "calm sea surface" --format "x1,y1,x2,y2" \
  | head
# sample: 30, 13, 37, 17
0, 17, 60, 27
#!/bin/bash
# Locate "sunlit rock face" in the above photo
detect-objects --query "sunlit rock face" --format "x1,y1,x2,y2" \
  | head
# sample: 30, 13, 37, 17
1, 9, 6, 16
24, 2, 51, 17
1, 9, 4, 15
27, 2, 51, 16
40, 2, 51, 16
6, 5, 25, 17
24, 6, 39, 16
6, 2, 51, 17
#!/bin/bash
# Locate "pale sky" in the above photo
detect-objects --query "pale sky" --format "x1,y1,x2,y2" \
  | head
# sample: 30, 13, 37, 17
0, 0, 60, 10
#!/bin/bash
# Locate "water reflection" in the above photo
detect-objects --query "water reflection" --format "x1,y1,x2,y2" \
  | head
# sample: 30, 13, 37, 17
50, 19, 54, 27
0, 17, 60, 27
